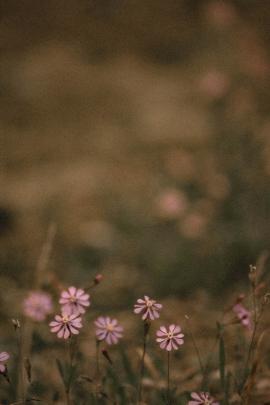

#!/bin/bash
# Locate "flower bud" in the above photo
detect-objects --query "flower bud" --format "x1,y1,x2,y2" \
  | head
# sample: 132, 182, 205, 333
94, 274, 103, 285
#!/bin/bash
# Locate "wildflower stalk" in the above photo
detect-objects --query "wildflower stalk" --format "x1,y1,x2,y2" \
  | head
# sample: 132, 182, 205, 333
167, 351, 171, 405
244, 266, 259, 371
95, 339, 101, 378
12, 320, 25, 404
65, 337, 75, 405
137, 320, 150, 404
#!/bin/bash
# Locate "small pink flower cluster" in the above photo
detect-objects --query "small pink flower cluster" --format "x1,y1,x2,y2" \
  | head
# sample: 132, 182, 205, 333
49, 286, 90, 339
134, 295, 184, 351
48, 279, 124, 344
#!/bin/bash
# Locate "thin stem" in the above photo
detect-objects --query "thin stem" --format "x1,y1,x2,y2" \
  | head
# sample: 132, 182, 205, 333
96, 340, 100, 378
65, 338, 73, 405
137, 336, 146, 403
167, 351, 170, 405
137, 321, 150, 404
15, 326, 25, 405
243, 279, 261, 374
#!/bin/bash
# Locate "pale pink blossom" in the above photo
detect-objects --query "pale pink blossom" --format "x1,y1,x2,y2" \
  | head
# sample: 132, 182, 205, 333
49, 313, 82, 339
188, 391, 219, 405
95, 316, 123, 345
233, 303, 252, 329
156, 189, 187, 219
59, 286, 90, 315
156, 324, 184, 351
199, 71, 229, 100
23, 291, 53, 321
134, 296, 162, 321
0, 352, 9, 373
205, 1, 236, 28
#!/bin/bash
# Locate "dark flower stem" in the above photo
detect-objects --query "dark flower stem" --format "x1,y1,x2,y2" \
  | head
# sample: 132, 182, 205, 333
167, 351, 171, 405
96, 339, 101, 378
65, 337, 74, 405
137, 321, 150, 404
15, 325, 25, 405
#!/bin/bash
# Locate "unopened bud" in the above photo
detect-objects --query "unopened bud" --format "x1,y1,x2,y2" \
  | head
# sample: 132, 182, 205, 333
94, 274, 103, 285
101, 349, 113, 365
236, 294, 245, 303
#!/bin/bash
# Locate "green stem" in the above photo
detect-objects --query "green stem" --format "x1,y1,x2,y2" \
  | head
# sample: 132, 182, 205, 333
16, 326, 25, 405
96, 340, 100, 378
167, 351, 171, 405
137, 321, 150, 404
66, 338, 73, 405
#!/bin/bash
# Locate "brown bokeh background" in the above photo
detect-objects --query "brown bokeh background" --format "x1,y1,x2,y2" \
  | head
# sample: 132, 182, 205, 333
2, 0, 270, 303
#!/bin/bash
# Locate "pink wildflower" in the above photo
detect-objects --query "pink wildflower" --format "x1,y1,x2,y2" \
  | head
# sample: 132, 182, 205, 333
233, 303, 252, 329
49, 313, 82, 339
59, 286, 90, 315
23, 291, 53, 321
156, 324, 184, 351
134, 296, 162, 321
188, 391, 219, 405
95, 316, 123, 345
0, 352, 9, 373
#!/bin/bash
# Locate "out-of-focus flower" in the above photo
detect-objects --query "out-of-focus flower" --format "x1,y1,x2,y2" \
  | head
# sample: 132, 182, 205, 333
59, 287, 90, 315
205, 1, 236, 28
49, 313, 82, 339
188, 391, 219, 405
199, 71, 230, 100
95, 316, 123, 345
156, 325, 184, 351
0, 352, 9, 373
134, 296, 162, 321
156, 189, 187, 219
233, 303, 252, 329
23, 291, 53, 321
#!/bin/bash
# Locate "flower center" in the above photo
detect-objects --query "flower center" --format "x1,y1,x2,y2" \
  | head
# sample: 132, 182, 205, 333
168, 332, 174, 339
62, 315, 69, 323
106, 323, 114, 332
146, 299, 153, 308
70, 295, 77, 303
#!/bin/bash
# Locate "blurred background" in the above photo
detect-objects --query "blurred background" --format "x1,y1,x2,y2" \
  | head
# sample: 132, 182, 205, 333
1, 0, 270, 306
